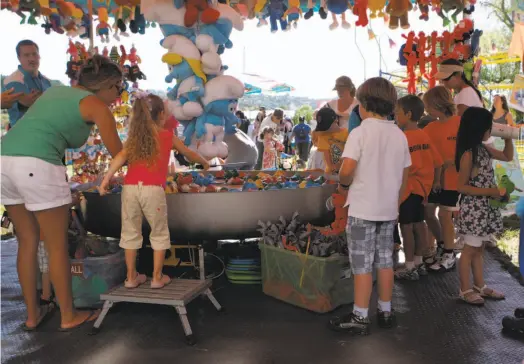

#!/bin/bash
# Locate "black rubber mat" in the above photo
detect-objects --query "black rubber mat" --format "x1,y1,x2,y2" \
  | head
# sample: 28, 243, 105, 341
2, 238, 523, 364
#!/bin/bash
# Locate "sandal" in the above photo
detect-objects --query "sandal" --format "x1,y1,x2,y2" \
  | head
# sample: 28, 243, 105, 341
124, 273, 147, 289
22, 302, 56, 331
151, 274, 171, 289
459, 289, 485, 306
474, 285, 505, 300
59, 310, 100, 332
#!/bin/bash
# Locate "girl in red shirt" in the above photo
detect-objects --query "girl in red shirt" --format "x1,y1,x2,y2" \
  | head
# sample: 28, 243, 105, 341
99, 93, 209, 289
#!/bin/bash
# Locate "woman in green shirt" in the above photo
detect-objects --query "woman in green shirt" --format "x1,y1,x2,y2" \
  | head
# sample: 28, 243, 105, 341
1, 55, 124, 331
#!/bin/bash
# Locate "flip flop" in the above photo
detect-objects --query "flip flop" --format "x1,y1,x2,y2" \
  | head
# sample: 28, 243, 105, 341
124, 273, 147, 289
22, 302, 56, 332
58, 310, 100, 332
151, 274, 171, 289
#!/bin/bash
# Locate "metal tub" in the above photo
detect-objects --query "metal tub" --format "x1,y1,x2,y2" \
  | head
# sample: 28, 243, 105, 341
82, 173, 336, 241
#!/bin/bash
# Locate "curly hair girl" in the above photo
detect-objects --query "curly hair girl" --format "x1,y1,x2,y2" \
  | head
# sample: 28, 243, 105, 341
125, 93, 164, 167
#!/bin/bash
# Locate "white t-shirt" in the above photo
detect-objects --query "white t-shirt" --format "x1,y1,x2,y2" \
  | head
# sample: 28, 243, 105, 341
326, 99, 358, 129
342, 118, 411, 221
454, 87, 483, 108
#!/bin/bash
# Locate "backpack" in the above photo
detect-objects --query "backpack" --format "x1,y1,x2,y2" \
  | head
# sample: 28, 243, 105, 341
296, 125, 308, 140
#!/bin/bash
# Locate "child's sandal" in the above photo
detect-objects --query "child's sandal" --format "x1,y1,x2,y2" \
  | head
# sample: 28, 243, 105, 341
459, 289, 485, 306
474, 285, 505, 300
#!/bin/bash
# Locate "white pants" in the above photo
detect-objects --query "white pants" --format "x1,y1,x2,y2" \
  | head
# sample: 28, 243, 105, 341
119, 184, 171, 251
1, 156, 71, 211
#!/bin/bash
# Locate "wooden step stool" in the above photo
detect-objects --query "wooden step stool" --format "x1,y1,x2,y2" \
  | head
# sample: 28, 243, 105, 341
91, 246, 223, 345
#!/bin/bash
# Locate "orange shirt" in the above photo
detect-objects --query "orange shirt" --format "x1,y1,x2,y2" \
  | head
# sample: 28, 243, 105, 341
402, 129, 443, 202
423, 116, 460, 191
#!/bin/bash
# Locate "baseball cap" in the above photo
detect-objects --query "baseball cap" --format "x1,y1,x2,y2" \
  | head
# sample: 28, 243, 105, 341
435, 64, 464, 80
315, 107, 338, 132
333, 76, 355, 90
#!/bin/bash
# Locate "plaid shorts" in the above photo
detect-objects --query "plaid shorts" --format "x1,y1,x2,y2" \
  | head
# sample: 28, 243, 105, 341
38, 241, 49, 274
346, 217, 396, 275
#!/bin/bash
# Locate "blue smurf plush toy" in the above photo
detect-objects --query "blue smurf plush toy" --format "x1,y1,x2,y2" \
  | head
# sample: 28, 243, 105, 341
194, 75, 244, 159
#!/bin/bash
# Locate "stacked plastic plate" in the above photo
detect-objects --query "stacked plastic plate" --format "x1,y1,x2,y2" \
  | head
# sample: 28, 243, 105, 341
225, 258, 261, 284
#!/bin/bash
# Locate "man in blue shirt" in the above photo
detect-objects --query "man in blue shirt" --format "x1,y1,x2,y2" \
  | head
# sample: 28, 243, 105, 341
292, 116, 312, 162
2, 40, 51, 127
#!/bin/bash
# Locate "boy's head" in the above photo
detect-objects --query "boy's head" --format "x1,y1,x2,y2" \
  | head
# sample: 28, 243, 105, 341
356, 77, 397, 120
315, 107, 338, 132
395, 95, 425, 127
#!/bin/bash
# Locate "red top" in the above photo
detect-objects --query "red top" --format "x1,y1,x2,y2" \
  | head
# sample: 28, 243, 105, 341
124, 129, 173, 187
164, 115, 179, 132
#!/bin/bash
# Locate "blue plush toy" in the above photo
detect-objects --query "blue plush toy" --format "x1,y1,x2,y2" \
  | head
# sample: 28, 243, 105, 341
268, 0, 288, 33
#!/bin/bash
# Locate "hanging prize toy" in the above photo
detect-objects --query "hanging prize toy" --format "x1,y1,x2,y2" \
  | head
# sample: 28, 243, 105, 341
417, 32, 427, 80
109, 46, 121, 65
14, 0, 41, 25
426, 31, 439, 88
102, 46, 109, 58
119, 45, 128, 67
128, 44, 141, 66
96, 7, 111, 43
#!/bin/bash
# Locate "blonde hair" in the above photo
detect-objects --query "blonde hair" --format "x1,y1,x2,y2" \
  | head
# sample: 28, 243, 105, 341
423, 86, 456, 117
125, 93, 165, 166
356, 77, 397, 117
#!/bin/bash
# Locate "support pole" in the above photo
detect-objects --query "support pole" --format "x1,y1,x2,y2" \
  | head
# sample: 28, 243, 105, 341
88, 0, 95, 53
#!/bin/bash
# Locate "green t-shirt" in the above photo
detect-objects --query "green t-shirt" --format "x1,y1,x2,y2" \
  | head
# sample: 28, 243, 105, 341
1, 86, 93, 166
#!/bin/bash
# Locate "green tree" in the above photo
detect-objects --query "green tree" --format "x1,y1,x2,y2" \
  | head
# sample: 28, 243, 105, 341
292, 105, 313, 124
480, 0, 514, 32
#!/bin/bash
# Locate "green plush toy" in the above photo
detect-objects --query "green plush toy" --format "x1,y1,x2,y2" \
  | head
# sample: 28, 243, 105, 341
489, 174, 515, 208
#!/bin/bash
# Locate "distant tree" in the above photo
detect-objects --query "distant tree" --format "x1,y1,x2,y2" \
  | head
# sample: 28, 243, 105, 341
480, 0, 514, 32
292, 105, 313, 124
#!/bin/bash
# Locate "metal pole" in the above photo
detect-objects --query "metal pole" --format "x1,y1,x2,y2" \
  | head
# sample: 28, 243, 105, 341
88, 0, 95, 52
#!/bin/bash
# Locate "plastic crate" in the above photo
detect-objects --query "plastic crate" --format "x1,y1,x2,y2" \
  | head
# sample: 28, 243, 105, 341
70, 250, 126, 308
259, 243, 354, 313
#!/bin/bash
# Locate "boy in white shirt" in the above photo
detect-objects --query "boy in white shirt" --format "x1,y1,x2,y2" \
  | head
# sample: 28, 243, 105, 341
329, 77, 411, 335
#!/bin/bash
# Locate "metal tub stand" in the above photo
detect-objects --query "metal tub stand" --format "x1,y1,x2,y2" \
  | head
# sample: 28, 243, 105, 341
91, 245, 223, 345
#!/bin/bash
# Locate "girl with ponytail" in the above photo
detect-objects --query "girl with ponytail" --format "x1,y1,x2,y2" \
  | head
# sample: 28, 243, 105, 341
435, 59, 484, 116
99, 93, 209, 289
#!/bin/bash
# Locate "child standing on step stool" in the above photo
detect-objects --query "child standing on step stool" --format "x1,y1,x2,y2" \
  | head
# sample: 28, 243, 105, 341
99, 93, 209, 289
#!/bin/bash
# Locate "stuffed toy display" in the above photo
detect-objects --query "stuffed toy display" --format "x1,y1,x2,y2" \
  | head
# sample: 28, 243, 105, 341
303, 0, 327, 20
326, 0, 351, 30
144, 0, 245, 160
386, 0, 412, 30
368, 0, 386, 18
437, 0, 465, 26
283, 0, 302, 29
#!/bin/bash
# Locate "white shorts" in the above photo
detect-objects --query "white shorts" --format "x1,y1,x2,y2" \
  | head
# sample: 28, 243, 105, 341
1, 156, 72, 211
463, 234, 485, 248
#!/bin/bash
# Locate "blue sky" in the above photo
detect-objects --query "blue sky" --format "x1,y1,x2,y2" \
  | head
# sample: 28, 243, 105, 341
0, 5, 497, 98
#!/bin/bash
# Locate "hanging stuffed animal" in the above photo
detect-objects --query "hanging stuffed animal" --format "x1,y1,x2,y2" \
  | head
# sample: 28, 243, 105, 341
417, 0, 430, 21
437, 0, 464, 26
195, 75, 244, 159
267, 0, 288, 33
282, 0, 302, 29
96, 8, 111, 43
404, 51, 418, 94
173, 0, 220, 27
353, 0, 369, 27
426, 31, 439, 88
128, 45, 141, 66
368, 0, 386, 18
417, 32, 428, 77
304, 0, 327, 19
129, 6, 146, 34
326, 0, 351, 30
13, 0, 40, 24
386, 0, 412, 30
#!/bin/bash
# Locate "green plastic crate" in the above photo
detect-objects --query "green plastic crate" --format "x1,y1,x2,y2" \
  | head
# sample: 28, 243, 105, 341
259, 243, 354, 313
71, 250, 126, 308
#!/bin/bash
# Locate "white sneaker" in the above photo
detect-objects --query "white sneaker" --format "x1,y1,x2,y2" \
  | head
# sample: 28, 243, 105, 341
429, 252, 456, 272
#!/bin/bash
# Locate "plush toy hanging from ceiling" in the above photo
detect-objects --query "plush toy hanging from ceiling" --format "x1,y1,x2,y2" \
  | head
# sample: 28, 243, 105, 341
326, 0, 351, 30
283, 0, 302, 29
386, 0, 412, 30
12, 0, 41, 24
112, 0, 140, 40
368, 0, 386, 18
96, 7, 111, 42
416, 0, 430, 21
303, 0, 327, 19
353, 0, 369, 27
436, 0, 465, 26
173, 0, 220, 27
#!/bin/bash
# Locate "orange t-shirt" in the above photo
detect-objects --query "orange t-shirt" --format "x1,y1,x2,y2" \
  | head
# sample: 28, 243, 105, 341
423, 115, 460, 191
402, 129, 443, 202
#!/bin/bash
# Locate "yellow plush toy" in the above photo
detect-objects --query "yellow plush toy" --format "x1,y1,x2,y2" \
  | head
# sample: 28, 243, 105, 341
283, 0, 303, 29
368, 0, 387, 18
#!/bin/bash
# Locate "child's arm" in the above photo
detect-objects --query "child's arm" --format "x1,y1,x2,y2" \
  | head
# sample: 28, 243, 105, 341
338, 129, 361, 193
430, 142, 443, 191
457, 151, 505, 197
398, 167, 410, 206
98, 148, 128, 196
172, 135, 210, 170
486, 138, 514, 162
